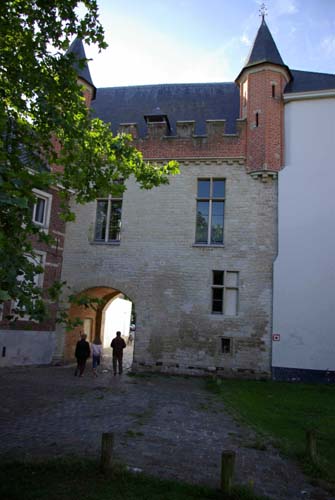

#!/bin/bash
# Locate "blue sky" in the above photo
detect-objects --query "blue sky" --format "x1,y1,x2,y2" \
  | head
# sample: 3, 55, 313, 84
83, 0, 335, 88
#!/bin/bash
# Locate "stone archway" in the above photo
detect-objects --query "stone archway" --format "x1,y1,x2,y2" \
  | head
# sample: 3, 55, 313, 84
63, 286, 134, 369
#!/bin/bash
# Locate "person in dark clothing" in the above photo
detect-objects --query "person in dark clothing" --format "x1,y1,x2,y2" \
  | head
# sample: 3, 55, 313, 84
74, 333, 90, 377
111, 331, 126, 375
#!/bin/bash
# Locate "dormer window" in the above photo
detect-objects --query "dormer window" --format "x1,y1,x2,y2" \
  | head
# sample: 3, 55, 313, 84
144, 107, 171, 133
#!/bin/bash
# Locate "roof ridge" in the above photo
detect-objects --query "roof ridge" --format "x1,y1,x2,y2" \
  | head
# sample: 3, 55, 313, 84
97, 82, 237, 90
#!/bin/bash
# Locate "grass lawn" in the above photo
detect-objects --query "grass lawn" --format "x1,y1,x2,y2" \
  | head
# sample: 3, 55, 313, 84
206, 379, 335, 485
0, 459, 267, 500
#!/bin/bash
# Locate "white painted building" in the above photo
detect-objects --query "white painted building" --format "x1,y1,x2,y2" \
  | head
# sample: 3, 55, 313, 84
273, 88, 335, 381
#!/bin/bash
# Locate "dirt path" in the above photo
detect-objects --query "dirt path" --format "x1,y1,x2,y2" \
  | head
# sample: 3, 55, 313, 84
0, 357, 332, 500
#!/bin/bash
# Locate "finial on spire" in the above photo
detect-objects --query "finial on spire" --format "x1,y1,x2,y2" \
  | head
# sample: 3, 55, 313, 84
259, 3, 268, 21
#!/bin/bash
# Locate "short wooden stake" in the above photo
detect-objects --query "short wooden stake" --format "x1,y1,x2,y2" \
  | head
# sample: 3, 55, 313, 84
306, 430, 317, 463
100, 432, 114, 473
221, 450, 235, 494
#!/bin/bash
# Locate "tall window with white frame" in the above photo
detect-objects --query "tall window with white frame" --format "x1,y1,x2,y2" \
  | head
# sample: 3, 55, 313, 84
32, 189, 52, 231
212, 270, 239, 315
12, 252, 45, 320
94, 193, 123, 243
195, 178, 225, 245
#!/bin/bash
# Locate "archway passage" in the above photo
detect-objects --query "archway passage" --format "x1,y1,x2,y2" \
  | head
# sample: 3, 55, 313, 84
64, 287, 135, 372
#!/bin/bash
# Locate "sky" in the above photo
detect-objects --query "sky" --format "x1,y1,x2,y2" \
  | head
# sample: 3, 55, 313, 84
82, 0, 335, 88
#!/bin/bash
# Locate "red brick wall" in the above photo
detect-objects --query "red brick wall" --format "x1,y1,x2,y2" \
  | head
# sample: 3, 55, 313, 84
0, 186, 65, 332
243, 69, 286, 172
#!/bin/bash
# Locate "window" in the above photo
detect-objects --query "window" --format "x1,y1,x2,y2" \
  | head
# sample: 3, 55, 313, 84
212, 270, 239, 315
32, 189, 52, 230
94, 194, 123, 243
221, 338, 231, 354
12, 252, 45, 320
196, 178, 225, 245
255, 112, 259, 127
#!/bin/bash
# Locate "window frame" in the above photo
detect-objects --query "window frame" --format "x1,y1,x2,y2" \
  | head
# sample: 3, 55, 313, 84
211, 270, 239, 316
94, 193, 123, 244
195, 178, 225, 246
221, 337, 232, 354
32, 189, 52, 231
11, 251, 46, 321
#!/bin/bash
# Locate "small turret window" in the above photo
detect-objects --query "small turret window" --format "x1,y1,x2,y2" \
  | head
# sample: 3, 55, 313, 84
272, 84, 276, 98
255, 112, 259, 127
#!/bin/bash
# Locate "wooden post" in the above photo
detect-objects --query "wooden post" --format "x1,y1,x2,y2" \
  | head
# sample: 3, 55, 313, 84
306, 430, 317, 463
221, 450, 235, 494
100, 432, 114, 473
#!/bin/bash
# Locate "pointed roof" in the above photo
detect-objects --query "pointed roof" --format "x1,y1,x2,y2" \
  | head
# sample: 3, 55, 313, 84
236, 18, 291, 83
67, 38, 96, 99
245, 18, 285, 68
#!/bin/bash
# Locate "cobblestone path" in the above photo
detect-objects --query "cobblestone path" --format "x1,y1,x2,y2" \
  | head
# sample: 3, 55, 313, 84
0, 352, 333, 500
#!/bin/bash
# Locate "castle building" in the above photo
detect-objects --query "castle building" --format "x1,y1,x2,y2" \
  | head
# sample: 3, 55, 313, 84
2, 17, 335, 381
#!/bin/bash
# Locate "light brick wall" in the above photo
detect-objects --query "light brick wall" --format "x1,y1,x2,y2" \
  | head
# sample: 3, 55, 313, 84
60, 160, 277, 378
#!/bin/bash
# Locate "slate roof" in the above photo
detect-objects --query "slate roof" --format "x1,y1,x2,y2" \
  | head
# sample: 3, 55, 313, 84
284, 69, 335, 93
67, 38, 96, 98
245, 19, 285, 68
92, 82, 240, 137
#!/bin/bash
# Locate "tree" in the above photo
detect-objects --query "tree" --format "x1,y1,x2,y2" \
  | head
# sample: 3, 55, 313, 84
0, 0, 178, 322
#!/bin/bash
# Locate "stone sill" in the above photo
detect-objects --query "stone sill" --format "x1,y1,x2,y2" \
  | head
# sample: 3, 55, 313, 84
90, 241, 121, 246
192, 244, 225, 248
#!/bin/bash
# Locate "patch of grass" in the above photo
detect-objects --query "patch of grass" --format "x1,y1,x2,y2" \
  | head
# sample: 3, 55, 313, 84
243, 439, 267, 451
0, 458, 268, 500
198, 402, 211, 411
206, 379, 335, 484
130, 406, 154, 425
125, 429, 144, 438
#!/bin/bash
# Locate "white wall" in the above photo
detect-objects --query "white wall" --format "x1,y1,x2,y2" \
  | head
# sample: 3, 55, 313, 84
273, 96, 335, 371
0, 330, 57, 366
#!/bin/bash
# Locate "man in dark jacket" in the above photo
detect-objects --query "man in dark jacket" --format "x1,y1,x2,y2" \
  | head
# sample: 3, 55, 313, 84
74, 333, 90, 377
111, 331, 126, 375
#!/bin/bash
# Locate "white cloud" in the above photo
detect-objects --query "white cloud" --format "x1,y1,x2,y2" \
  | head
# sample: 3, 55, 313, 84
321, 35, 335, 56
84, 12, 244, 87
240, 33, 252, 47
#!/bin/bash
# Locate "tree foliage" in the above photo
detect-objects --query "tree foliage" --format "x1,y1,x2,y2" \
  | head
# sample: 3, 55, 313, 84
0, 0, 179, 322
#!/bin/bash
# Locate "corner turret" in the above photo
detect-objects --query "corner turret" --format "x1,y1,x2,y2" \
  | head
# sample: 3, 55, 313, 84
67, 37, 96, 107
236, 18, 291, 174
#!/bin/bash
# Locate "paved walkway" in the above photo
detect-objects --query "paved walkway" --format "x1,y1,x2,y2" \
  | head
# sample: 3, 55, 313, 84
0, 348, 333, 500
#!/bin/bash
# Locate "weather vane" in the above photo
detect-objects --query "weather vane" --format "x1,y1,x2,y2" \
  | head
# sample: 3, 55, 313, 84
259, 3, 268, 21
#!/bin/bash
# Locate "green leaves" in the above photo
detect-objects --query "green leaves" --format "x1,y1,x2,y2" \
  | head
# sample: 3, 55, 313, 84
0, 0, 179, 323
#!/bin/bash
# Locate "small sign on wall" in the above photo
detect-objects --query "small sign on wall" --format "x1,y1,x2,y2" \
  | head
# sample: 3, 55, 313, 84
272, 333, 280, 341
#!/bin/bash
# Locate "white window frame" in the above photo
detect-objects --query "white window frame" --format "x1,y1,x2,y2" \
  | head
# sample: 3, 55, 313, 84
212, 270, 239, 316
195, 178, 225, 245
32, 189, 52, 231
12, 251, 46, 320
94, 194, 123, 243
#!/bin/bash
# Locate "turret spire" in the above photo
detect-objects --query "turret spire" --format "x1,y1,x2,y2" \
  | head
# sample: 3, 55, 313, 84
245, 17, 284, 68
67, 38, 96, 100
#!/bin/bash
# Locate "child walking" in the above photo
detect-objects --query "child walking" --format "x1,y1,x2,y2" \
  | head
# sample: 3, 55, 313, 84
91, 338, 103, 377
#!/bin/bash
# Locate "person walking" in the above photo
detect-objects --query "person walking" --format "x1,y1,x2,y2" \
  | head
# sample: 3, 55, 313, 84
91, 338, 103, 377
111, 331, 126, 375
74, 333, 90, 377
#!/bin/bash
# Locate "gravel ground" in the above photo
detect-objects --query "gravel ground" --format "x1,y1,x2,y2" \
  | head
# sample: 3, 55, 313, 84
0, 349, 333, 500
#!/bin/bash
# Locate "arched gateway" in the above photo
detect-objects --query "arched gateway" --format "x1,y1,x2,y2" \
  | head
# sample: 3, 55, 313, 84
63, 286, 135, 368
